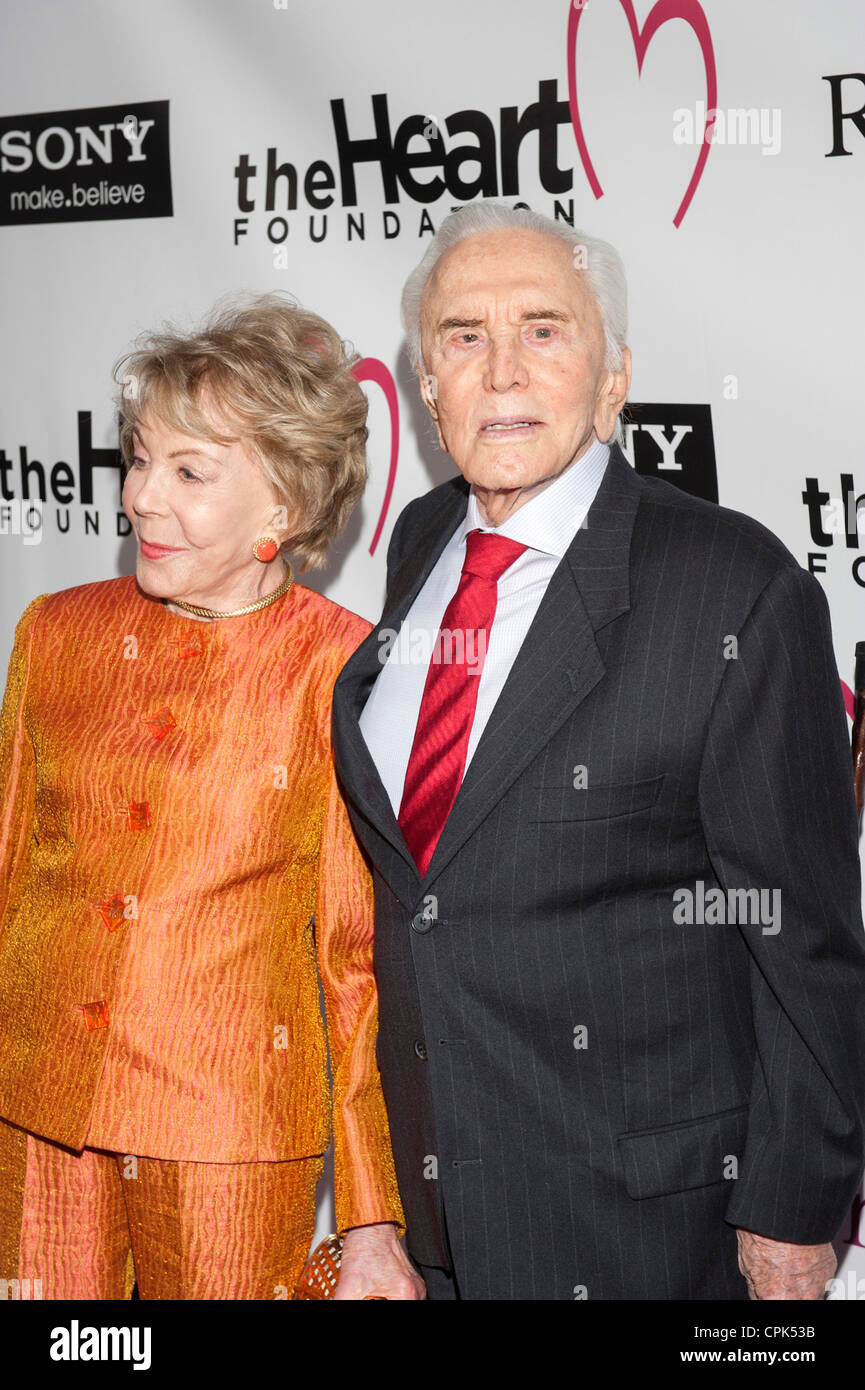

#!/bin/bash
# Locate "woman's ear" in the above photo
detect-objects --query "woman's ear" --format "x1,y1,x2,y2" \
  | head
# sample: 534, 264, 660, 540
265, 501, 295, 545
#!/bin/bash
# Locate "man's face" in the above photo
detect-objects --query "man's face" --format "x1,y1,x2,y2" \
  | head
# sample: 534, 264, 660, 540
418, 229, 630, 516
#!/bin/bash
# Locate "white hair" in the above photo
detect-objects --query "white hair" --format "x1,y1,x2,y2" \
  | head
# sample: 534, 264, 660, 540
400, 201, 629, 444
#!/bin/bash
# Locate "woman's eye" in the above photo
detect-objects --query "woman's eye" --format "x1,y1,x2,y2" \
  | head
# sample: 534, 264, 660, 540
129, 457, 200, 481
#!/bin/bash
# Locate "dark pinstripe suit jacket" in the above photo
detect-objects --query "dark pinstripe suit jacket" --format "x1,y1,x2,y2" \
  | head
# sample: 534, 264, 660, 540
331, 445, 865, 1300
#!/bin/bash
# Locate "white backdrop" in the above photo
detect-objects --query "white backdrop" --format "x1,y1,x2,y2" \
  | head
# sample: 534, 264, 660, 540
1, 0, 864, 1294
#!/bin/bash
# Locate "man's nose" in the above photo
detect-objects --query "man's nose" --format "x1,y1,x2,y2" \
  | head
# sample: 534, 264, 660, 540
485, 335, 529, 392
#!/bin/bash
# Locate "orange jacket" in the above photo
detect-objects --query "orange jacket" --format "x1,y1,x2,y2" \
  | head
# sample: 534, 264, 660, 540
0, 576, 403, 1233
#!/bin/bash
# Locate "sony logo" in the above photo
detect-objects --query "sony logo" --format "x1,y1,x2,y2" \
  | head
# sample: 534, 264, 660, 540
620, 423, 694, 472
1, 119, 153, 174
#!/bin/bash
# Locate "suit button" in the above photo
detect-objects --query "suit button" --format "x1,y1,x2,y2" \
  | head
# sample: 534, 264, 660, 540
414, 1039, 428, 1060
411, 911, 434, 933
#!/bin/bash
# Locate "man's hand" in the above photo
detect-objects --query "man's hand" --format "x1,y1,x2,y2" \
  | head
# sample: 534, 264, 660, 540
333, 1222, 426, 1300
737, 1229, 836, 1300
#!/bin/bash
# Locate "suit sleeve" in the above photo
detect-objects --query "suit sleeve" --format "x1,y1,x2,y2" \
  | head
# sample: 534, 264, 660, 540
0, 596, 49, 939
697, 562, 865, 1243
314, 756, 406, 1234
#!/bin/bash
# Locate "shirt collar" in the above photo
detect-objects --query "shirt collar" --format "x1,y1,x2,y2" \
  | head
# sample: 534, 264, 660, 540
460, 437, 610, 558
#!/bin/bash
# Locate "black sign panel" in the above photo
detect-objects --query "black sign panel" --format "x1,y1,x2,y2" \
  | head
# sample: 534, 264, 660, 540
624, 402, 718, 503
0, 100, 172, 226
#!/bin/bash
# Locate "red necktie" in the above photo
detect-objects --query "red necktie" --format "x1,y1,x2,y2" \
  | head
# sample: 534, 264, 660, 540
398, 529, 528, 877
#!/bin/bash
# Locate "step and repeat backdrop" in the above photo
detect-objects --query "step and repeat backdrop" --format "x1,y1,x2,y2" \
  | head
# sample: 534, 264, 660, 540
2, 0, 864, 1292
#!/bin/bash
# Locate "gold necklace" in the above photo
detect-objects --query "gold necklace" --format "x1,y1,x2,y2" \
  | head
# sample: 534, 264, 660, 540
169, 562, 294, 621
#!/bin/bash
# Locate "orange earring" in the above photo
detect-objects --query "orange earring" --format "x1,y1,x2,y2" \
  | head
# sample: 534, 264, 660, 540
253, 536, 278, 563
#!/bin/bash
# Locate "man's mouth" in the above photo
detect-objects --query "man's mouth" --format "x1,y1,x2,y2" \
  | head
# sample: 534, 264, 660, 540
479, 418, 542, 434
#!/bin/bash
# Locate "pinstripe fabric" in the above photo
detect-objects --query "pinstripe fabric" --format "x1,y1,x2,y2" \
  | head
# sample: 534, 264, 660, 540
332, 446, 865, 1300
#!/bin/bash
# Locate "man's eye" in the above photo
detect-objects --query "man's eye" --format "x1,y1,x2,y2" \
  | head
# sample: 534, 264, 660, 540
457, 332, 479, 344
532, 327, 554, 339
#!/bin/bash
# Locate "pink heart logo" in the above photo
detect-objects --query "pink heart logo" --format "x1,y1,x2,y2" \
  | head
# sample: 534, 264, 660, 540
567, 0, 718, 227
352, 358, 400, 555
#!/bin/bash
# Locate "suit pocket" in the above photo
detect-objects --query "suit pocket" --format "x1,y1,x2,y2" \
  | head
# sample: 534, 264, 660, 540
617, 1104, 749, 1200
531, 774, 665, 823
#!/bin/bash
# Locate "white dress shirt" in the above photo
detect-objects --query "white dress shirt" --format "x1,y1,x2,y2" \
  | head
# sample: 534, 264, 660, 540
359, 438, 610, 817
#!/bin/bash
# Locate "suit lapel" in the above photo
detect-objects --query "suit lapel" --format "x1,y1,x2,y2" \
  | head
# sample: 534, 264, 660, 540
332, 447, 644, 896
332, 479, 470, 898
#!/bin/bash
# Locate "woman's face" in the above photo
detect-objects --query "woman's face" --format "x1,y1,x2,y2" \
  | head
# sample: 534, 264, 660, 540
122, 407, 288, 610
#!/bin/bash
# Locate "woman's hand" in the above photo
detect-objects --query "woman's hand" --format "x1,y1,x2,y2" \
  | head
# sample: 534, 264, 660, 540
333, 1222, 426, 1300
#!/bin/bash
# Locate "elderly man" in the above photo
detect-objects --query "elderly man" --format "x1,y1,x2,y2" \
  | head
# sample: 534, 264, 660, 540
331, 202, 865, 1300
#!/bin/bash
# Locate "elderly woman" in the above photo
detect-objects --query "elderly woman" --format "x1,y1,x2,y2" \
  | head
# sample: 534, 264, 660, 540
0, 293, 423, 1300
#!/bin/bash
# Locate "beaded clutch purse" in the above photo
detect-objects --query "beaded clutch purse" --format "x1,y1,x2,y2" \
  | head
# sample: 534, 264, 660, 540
292, 1234, 386, 1300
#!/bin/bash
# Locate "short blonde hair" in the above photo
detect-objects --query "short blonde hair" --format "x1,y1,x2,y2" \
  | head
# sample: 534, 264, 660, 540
114, 291, 368, 570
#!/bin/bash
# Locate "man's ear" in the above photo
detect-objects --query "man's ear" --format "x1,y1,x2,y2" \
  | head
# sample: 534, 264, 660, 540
418, 370, 438, 417
595, 345, 632, 444
418, 370, 447, 451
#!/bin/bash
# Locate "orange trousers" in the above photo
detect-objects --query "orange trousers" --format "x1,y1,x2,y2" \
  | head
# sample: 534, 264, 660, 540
0, 1116, 323, 1300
